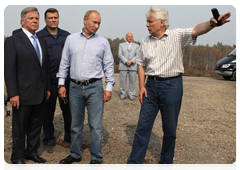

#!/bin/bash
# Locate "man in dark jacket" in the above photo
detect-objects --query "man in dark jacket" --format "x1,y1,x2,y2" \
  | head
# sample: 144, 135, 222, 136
37, 8, 71, 153
4, 7, 51, 164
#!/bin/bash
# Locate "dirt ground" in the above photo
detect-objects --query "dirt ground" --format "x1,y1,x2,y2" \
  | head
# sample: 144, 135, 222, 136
4, 74, 236, 164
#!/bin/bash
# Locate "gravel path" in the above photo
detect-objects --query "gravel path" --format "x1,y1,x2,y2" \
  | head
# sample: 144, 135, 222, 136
4, 74, 236, 165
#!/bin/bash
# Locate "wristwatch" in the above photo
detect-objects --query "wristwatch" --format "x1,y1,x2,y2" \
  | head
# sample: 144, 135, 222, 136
57, 85, 65, 89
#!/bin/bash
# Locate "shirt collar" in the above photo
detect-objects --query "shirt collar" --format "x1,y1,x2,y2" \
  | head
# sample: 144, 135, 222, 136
149, 29, 169, 40
164, 29, 169, 36
80, 28, 95, 39
22, 28, 36, 38
44, 26, 59, 36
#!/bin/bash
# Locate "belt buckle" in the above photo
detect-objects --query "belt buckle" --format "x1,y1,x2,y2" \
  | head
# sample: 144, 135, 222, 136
85, 80, 89, 86
80, 80, 89, 86
154, 77, 160, 82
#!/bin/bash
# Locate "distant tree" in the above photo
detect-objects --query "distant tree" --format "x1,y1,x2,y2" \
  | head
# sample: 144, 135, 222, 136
183, 43, 235, 71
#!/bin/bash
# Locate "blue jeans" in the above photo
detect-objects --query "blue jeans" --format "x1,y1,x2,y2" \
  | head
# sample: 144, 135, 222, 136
127, 76, 183, 164
69, 79, 104, 162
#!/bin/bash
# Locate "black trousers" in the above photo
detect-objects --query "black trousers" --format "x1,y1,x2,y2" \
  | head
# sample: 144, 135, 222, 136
42, 83, 71, 146
11, 100, 45, 163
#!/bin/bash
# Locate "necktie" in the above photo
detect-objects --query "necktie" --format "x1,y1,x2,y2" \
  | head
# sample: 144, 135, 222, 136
32, 35, 41, 63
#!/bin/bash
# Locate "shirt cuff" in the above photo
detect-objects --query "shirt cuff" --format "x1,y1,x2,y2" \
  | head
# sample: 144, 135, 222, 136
105, 83, 113, 92
122, 58, 128, 64
136, 60, 145, 67
58, 78, 66, 85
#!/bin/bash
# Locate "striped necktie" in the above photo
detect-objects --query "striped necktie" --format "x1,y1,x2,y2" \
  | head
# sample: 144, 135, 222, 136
32, 35, 41, 63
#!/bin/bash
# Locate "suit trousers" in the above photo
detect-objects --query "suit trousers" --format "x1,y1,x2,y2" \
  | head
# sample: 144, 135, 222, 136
127, 76, 183, 164
119, 70, 137, 98
43, 83, 71, 146
11, 99, 45, 163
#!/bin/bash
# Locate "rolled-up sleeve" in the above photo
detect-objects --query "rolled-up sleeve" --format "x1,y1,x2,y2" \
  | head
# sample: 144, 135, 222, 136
177, 27, 197, 49
135, 42, 146, 67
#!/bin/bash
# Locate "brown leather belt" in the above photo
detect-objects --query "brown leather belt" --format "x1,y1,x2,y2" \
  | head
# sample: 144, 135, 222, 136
71, 78, 101, 86
148, 74, 182, 82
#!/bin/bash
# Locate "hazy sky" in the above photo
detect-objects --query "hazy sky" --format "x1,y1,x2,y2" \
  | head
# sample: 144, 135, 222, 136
3, 4, 236, 46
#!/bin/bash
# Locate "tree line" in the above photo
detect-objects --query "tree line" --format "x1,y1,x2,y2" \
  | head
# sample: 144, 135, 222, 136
4, 35, 236, 74
107, 37, 235, 74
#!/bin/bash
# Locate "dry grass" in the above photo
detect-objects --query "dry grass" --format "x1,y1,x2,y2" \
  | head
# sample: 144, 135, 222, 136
183, 66, 221, 78
114, 64, 221, 78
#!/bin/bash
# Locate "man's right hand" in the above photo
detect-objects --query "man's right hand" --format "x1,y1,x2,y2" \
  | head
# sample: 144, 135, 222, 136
126, 60, 133, 66
58, 87, 66, 100
139, 87, 148, 104
10, 95, 20, 110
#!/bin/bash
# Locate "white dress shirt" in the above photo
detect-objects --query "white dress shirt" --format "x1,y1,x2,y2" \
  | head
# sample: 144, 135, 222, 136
57, 30, 115, 92
136, 28, 197, 77
22, 28, 42, 65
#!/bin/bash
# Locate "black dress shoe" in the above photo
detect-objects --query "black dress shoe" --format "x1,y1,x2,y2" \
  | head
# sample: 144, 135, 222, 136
25, 155, 47, 163
13, 161, 29, 170
124, 167, 134, 170
87, 160, 102, 170
59, 155, 82, 164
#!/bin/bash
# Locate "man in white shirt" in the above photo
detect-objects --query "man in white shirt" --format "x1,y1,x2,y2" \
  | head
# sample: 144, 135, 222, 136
57, 10, 115, 164
127, 6, 231, 164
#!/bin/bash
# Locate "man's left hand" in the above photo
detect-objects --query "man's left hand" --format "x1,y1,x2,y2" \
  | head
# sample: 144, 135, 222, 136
126, 60, 133, 66
211, 12, 231, 27
103, 90, 112, 103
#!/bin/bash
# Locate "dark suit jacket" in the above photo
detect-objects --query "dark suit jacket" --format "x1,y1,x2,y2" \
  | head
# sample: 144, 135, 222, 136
4, 30, 51, 105
12, 28, 22, 35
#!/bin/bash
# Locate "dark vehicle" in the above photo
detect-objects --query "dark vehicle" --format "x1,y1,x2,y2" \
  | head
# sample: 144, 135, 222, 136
215, 48, 236, 81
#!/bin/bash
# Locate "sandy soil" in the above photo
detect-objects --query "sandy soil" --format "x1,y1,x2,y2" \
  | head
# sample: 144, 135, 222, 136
4, 74, 236, 164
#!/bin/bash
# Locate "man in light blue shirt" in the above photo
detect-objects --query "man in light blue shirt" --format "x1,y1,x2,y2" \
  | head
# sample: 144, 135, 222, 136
57, 10, 115, 164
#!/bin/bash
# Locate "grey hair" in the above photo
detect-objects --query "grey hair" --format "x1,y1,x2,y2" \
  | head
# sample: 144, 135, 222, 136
21, 7, 39, 19
146, 6, 169, 29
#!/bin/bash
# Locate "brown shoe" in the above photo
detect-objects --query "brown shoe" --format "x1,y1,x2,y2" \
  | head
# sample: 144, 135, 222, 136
45, 145, 54, 153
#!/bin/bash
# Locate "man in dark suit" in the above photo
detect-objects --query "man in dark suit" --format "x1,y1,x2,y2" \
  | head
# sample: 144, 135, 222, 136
4, 7, 51, 164
12, 28, 22, 35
